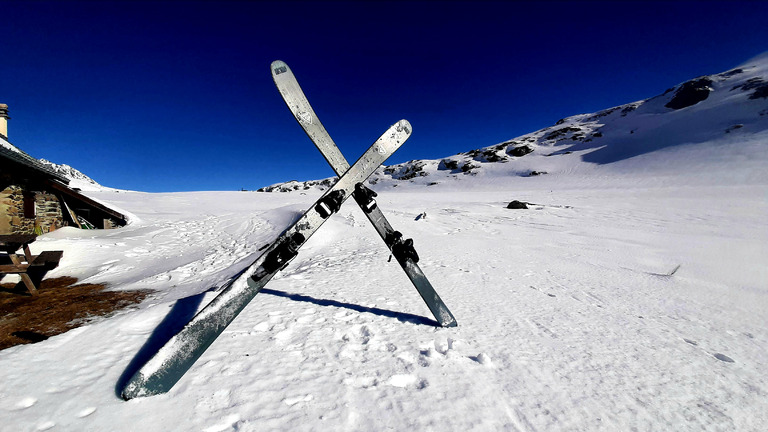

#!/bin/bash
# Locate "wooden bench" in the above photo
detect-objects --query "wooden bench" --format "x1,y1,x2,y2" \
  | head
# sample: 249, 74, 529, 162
30, 250, 64, 269
0, 250, 64, 296
0, 262, 38, 295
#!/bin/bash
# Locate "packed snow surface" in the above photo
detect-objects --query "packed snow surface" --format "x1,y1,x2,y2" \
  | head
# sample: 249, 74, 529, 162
1, 56, 767, 430
2, 170, 766, 431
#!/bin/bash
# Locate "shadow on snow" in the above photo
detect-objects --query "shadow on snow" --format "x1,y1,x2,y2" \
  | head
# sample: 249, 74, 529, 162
115, 283, 437, 397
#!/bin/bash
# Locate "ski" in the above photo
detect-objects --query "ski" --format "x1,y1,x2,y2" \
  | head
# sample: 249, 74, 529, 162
271, 60, 457, 328
121, 120, 411, 399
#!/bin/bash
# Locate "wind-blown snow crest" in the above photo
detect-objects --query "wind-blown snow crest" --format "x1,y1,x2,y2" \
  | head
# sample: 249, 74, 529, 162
37, 159, 113, 191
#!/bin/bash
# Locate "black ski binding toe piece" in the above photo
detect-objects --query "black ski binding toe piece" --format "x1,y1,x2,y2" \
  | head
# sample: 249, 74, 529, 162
353, 183, 378, 213
315, 189, 346, 219
255, 232, 306, 279
386, 230, 420, 264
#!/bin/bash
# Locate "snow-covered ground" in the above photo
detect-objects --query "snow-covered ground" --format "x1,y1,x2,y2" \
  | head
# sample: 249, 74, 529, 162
1, 56, 767, 431
2, 171, 766, 431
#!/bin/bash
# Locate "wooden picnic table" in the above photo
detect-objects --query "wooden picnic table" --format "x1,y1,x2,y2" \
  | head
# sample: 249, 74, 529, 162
0, 234, 37, 263
0, 234, 63, 295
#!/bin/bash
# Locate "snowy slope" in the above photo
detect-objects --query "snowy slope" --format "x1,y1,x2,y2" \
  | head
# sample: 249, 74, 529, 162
0, 57, 767, 431
263, 53, 768, 192
37, 159, 111, 192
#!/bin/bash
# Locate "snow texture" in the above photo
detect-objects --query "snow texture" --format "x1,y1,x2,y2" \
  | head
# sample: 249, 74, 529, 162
37, 159, 109, 192
0, 58, 767, 431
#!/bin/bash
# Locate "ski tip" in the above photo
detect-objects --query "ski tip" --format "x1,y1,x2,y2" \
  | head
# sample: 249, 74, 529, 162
271, 60, 289, 76
395, 119, 412, 136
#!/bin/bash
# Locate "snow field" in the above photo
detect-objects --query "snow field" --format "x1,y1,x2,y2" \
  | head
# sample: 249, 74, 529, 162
0, 173, 765, 431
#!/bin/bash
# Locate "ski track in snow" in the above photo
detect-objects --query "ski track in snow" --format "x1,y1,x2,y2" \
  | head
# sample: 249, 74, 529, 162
0, 179, 766, 431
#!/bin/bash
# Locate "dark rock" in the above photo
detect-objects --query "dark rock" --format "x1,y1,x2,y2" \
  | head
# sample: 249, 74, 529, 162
461, 162, 478, 173
506, 200, 528, 209
725, 124, 743, 133
751, 83, 768, 99
718, 68, 743, 78
620, 105, 638, 116
508, 145, 534, 157
665, 77, 713, 109
475, 150, 507, 163
389, 161, 427, 180
585, 106, 621, 121
731, 77, 767, 96
438, 159, 459, 170
528, 171, 547, 176
544, 127, 582, 141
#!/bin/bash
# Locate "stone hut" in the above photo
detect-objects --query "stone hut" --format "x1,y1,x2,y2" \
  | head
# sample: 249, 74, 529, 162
0, 104, 126, 234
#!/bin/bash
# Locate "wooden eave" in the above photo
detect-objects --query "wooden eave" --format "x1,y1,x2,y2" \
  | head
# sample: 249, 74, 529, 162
45, 180, 126, 223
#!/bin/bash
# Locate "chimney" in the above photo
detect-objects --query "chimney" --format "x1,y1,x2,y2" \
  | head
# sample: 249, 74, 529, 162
0, 104, 9, 139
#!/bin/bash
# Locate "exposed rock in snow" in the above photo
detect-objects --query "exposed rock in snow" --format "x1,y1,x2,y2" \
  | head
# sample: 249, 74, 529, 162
506, 200, 529, 209
664, 77, 714, 109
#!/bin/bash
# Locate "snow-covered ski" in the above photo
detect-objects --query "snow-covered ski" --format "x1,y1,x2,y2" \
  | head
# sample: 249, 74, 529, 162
271, 60, 457, 327
121, 120, 411, 399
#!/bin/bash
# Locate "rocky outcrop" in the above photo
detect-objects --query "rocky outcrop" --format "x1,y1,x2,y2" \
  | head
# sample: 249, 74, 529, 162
506, 200, 529, 209
665, 77, 713, 109
732, 77, 768, 100
257, 178, 334, 192
507, 145, 534, 157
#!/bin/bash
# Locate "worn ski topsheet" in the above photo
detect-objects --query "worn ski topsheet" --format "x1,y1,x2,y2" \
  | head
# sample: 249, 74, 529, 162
271, 60, 457, 327
121, 120, 411, 399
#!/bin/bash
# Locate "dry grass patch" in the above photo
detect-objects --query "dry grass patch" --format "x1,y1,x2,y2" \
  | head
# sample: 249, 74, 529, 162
0, 277, 149, 351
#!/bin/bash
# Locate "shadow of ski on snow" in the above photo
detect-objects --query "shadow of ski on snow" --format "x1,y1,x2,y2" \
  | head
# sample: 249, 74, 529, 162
260, 288, 439, 327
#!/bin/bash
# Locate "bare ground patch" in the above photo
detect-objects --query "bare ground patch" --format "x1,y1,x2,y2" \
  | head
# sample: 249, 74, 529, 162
0, 276, 149, 351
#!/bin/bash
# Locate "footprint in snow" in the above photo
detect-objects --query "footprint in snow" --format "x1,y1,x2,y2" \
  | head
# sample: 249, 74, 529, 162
14, 397, 37, 410
340, 325, 374, 345
344, 376, 378, 388
203, 414, 241, 432
714, 353, 735, 363
388, 374, 417, 388
470, 352, 494, 367
388, 375, 428, 390
76, 407, 97, 418
36, 422, 56, 431
283, 394, 313, 406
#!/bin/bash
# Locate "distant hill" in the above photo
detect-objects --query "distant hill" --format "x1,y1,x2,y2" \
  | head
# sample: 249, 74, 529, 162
37, 159, 107, 191
260, 54, 768, 192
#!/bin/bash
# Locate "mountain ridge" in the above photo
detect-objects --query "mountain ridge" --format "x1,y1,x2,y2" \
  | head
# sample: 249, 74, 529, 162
259, 57, 768, 193
37, 159, 107, 191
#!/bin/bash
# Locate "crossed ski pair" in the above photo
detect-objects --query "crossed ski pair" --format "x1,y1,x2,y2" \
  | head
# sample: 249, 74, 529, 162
121, 61, 455, 400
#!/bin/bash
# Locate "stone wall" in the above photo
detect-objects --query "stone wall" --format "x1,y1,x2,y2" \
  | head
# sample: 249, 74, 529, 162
0, 185, 65, 235
0, 185, 34, 234
34, 191, 64, 233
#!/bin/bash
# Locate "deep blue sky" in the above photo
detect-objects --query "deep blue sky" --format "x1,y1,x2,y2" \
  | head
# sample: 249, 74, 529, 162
3, 1, 767, 192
